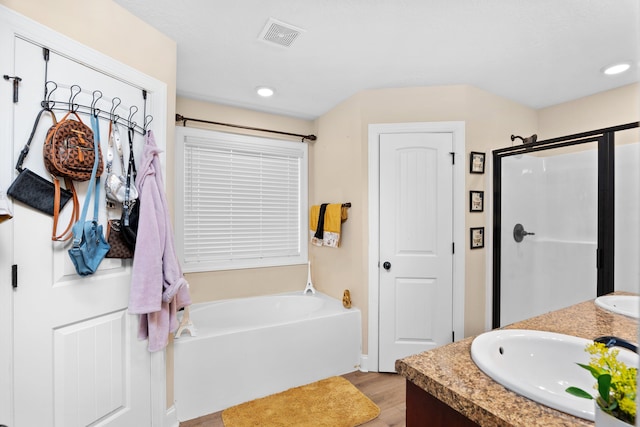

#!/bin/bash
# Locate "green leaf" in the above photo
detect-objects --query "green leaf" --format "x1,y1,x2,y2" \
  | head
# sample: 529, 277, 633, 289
597, 374, 612, 402
565, 387, 594, 399
576, 363, 603, 379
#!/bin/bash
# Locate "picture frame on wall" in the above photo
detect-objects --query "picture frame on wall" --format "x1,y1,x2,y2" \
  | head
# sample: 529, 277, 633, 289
470, 151, 485, 174
470, 227, 485, 249
470, 190, 484, 212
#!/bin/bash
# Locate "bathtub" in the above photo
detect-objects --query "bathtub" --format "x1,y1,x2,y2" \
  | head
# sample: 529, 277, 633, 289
173, 291, 362, 421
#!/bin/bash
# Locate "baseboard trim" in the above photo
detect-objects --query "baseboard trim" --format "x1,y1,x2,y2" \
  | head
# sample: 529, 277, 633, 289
165, 405, 179, 427
359, 354, 370, 372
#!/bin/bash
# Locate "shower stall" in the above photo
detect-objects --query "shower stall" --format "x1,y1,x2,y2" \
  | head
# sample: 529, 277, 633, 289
492, 122, 639, 327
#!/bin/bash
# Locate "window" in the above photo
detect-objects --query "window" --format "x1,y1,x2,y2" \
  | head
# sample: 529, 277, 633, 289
175, 126, 308, 272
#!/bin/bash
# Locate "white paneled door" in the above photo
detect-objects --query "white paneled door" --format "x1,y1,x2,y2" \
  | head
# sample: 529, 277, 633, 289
378, 132, 454, 372
6, 30, 157, 427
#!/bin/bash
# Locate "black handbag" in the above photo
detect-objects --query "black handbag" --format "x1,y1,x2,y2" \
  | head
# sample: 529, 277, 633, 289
120, 127, 139, 249
7, 108, 74, 216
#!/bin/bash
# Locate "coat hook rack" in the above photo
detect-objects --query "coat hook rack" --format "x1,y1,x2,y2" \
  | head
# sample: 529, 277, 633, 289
40, 81, 149, 135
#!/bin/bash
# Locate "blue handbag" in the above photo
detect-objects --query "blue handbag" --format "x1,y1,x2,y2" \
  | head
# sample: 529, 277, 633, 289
68, 114, 110, 276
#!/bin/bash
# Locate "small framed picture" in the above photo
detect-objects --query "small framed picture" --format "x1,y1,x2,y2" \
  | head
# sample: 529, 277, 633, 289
470, 227, 485, 249
470, 151, 485, 174
470, 191, 484, 212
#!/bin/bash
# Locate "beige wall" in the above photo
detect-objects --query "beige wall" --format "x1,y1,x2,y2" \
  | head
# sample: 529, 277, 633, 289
538, 83, 640, 142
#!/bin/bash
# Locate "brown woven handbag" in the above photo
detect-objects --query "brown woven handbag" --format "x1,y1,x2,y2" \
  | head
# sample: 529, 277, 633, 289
43, 111, 103, 241
44, 111, 104, 181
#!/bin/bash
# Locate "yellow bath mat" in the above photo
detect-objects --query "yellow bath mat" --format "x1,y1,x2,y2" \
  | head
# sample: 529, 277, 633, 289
221, 376, 380, 427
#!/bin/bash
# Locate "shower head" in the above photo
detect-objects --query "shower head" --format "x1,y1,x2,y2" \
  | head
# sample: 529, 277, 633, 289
510, 134, 538, 144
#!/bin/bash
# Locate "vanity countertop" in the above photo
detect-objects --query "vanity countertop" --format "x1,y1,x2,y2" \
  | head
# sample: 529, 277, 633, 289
396, 296, 638, 427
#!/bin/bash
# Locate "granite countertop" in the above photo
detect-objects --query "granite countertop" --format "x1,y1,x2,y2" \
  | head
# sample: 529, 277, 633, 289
396, 295, 639, 427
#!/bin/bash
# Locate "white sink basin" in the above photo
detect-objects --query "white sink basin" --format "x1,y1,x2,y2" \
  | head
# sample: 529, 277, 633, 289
595, 295, 640, 319
470, 329, 639, 421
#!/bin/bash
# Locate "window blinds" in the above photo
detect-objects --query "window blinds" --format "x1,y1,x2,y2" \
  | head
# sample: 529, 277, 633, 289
179, 132, 307, 271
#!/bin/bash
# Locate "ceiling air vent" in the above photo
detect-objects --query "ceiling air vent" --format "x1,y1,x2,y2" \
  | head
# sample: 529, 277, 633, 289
258, 18, 305, 48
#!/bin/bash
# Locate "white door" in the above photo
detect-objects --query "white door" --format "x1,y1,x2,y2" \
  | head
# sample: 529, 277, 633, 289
378, 132, 453, 372
9, 37, 152, 427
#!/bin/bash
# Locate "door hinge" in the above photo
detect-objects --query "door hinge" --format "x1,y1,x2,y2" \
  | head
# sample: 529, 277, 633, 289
452, 242, 455, 254
11, 264, 17, 289
449, 152, 455, 165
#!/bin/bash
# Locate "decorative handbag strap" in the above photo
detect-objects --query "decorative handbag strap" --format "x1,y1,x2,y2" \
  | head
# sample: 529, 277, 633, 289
123, 126, 137, 226
107, 120, 124, 175
15, 108, 56, 172
71, 115, 102, 245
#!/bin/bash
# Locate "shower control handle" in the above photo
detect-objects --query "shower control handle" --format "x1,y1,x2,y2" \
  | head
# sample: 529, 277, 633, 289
382, 261, 391, 270
513, 223, 535, 243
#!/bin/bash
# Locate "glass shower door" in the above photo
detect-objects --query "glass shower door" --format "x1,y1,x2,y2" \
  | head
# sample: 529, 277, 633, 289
614, 132, 640, 293
498, 143, 599, 326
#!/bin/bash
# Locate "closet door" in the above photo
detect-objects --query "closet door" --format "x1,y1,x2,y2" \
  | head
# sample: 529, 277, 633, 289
11, 38, 151, 427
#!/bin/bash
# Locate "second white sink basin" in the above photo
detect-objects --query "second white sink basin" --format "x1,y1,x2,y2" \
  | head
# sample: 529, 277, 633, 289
471, 329, 639, 421
595, 295, 639, 319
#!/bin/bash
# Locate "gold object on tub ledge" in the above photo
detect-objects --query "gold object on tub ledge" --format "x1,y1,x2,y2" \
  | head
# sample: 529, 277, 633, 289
343, 289, 352, 309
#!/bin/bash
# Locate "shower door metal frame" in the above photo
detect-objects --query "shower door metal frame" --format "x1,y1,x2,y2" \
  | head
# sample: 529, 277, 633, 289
492, 121, 639, 328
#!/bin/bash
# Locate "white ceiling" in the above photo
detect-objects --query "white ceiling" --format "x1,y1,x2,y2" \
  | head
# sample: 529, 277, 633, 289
115, 0, 639, 120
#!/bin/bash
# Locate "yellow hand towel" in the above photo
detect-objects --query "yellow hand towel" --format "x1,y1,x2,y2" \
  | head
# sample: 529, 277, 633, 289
309, 203, 348, 247
309, 204, 324, 247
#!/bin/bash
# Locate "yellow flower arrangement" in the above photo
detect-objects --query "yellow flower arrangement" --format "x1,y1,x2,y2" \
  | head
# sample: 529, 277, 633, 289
566, 342, 637, 425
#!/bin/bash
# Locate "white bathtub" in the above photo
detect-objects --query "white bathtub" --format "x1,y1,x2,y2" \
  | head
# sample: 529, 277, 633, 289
173, 291, 362, 421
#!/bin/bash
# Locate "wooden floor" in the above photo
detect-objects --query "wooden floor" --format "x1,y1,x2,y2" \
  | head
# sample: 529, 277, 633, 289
179, 371, 406, 427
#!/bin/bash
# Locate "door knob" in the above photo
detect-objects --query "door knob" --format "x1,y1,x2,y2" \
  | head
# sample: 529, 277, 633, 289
383, 261, 391, 270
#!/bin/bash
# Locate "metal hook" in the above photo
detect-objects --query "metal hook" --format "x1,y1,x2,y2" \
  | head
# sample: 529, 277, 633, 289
91, 90, 102, 117
110, 97, 122, 122
128, 105, 138, 128
41, 81, 58, 109
144, 115, 153, 131
69, 84, 81, 112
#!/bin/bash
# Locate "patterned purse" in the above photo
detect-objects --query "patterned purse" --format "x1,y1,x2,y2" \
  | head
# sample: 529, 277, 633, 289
105, 219, 134, 259
44, 111, 104, 181
43, 110, 104, 241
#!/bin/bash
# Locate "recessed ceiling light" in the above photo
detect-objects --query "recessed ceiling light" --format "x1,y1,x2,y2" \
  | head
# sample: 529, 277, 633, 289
602, 62, 631, 75
256, 86, 275, 97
